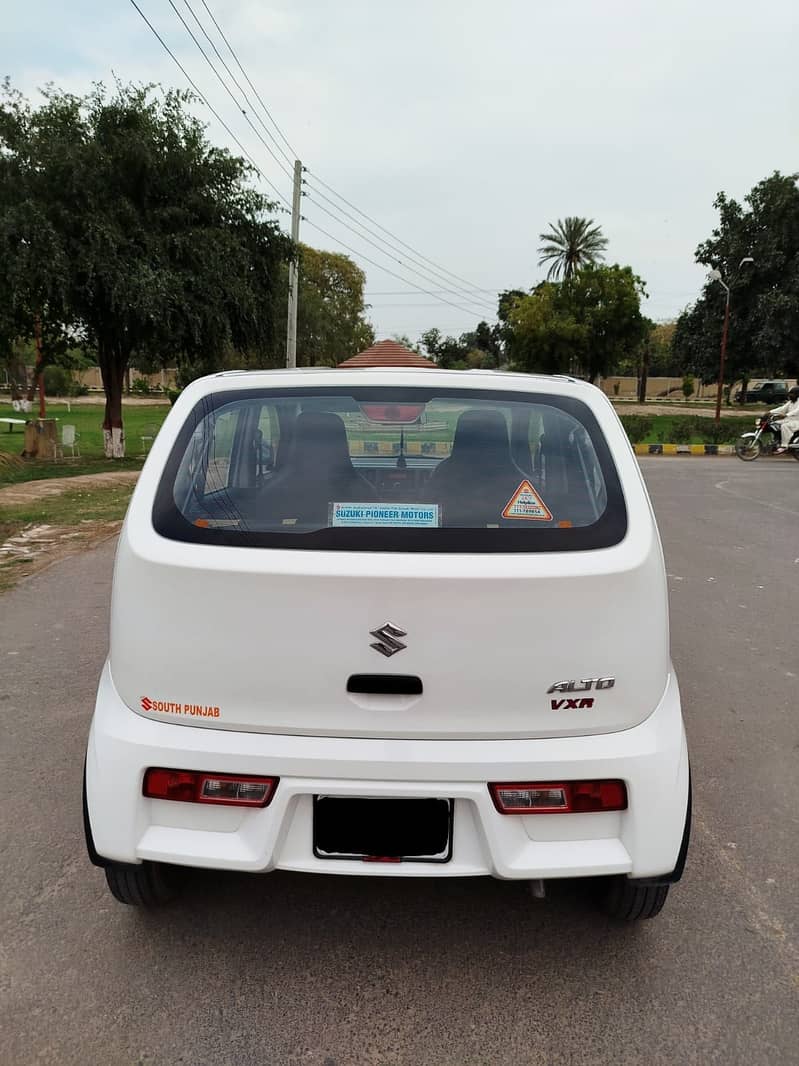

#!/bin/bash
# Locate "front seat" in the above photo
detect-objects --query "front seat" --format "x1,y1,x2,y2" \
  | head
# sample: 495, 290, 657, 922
257, 411, 376, 527
430, 409, 527, 526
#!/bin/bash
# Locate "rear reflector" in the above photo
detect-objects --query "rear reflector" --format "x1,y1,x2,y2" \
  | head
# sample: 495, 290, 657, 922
489, 780, 627, 814
143, 768, 278, 808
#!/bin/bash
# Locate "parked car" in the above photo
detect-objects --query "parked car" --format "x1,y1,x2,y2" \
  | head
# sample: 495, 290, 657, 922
734, 380, 790, 404
83, 368, 690, 921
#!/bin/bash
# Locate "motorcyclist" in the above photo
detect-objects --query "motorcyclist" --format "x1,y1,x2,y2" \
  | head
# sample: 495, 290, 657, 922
771, 385, 799, 453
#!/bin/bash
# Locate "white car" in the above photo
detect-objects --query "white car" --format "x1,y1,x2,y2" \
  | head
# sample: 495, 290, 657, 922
84, 368, 690, 920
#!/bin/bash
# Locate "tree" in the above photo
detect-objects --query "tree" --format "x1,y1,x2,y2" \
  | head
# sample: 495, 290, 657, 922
537, 217, 608, 281
506, 283, 585, 374
0, 81, 289, 456
673, 172, 799, 386
419, 328, 466, 368
506, 265, 647, 381
567, 265, 648, 382
287, 245, 373, 366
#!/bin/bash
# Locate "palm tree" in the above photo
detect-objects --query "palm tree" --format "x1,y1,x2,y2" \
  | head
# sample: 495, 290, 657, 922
537, 217, 608, 281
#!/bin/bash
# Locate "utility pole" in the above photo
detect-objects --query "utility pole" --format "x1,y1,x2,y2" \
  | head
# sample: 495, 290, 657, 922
710, 257, 754, 423
714, 286, 730, 424
286, 159, 302, 368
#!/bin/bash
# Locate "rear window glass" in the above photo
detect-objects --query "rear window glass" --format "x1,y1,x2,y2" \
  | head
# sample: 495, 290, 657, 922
153, 387, 627, 552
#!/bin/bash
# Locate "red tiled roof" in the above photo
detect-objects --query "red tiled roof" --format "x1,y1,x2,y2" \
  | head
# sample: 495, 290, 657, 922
337, 339, 435, 369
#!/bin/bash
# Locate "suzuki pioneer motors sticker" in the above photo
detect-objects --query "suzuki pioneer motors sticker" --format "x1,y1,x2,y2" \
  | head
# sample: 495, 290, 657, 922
140, 697, 221, 718
501, 480, 553, 521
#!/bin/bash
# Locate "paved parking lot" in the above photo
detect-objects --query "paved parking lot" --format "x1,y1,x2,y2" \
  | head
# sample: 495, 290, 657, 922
1, 458, 797, 1065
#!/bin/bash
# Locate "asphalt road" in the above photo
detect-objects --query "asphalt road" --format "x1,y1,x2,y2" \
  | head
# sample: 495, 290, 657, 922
2, 458, 798, 1066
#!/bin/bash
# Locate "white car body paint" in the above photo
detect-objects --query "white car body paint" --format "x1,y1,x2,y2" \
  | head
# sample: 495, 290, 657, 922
86, 368, 689, 882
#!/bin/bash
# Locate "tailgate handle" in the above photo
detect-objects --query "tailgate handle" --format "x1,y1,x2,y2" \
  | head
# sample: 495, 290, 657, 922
346, 674, 423, 696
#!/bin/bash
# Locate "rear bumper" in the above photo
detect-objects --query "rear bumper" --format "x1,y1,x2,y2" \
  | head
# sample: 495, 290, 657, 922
85, 663, 689, 880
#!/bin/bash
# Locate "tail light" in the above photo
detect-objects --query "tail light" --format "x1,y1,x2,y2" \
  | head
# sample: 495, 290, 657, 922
489, 780, 627, 814
143, 768, 278, 808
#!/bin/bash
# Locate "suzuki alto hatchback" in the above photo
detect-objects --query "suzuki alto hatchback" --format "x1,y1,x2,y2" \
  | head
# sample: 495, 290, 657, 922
83, 368, 690, 920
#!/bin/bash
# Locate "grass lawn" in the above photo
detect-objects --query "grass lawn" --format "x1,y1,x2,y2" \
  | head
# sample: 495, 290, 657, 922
0, 402, 170, 486
618, 413, 754, 445
0, 482, 135, 592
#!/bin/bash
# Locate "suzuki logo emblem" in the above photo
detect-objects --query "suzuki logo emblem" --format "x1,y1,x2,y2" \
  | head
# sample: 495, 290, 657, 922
370, 622, 407, 657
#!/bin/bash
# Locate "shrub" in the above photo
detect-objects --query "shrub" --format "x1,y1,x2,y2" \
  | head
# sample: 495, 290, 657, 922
619, 415, 652, 443
660, 416, 696, 443
167, 388, 182, 406
43, 365, 71, 395
131, 377, 151, 395
682, 375, 695, 399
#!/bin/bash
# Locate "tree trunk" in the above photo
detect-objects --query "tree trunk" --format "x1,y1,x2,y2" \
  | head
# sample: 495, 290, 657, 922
99, 344, 127, 458
637, 346, 650, 403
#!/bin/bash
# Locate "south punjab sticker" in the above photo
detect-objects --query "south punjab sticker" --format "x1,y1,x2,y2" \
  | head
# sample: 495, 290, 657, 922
501, 480, 553, 521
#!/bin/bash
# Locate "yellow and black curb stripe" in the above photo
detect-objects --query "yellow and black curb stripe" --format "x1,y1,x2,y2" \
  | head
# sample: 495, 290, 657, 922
633, 443, 735, 456
350, 440, 736, 457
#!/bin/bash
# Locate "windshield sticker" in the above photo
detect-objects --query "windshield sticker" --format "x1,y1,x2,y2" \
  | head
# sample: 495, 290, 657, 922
501, 480, 553, 522
330, 503, 441, 528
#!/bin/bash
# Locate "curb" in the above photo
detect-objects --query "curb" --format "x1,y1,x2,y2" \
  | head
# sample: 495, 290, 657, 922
633, 444, 735, 456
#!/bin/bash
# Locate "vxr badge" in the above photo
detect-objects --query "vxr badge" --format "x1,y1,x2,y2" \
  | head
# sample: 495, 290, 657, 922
370, 622, 407, 657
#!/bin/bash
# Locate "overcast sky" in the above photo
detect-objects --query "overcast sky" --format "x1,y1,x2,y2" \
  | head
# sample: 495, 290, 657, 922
5, 0, 798, 343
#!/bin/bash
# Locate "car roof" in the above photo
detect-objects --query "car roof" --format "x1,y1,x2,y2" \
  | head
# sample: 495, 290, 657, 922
196, 366, 596, 399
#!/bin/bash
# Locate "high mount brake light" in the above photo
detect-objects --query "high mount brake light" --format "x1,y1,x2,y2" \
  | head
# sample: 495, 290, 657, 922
143, 768, 278, 808
489, 780, 627, 814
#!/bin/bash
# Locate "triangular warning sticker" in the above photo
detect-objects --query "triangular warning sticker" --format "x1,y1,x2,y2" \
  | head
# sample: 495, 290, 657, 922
501, 480, 553, 521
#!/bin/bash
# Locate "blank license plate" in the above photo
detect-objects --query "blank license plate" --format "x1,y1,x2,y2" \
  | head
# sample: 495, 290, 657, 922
313, 797, 453, 862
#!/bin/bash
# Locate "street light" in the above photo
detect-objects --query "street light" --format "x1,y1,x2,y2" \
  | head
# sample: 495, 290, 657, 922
710, 257, 754, 422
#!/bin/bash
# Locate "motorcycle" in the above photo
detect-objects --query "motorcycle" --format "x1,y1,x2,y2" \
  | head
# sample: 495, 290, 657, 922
735, 414, 799, 462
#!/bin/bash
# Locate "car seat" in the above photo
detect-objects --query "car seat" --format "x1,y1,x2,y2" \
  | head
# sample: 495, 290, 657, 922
256, 411, 376, 526
429, 409, 528, 526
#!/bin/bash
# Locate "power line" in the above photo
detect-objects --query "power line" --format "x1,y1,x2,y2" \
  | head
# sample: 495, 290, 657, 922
302, 217, 486, 319
164, 5, 494, 315
197, 0, 299, 162
367, 290, 502, 297
165, 0, 295, 184
180, 0, 296, 171
174, 2, 496, 310
126, 0, 291, 212
141, 0, 500, 321
305, 168, 496, 296
303, 179, 497, 312
302, 191, 496, 316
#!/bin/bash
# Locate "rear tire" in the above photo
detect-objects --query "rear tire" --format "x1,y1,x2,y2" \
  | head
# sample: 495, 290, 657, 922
597, 876, 669, 921
104, 861, 180, 906
735, 435, 761, 461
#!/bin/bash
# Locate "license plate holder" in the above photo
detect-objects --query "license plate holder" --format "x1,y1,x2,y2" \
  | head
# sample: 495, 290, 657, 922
313, 796, 453, 863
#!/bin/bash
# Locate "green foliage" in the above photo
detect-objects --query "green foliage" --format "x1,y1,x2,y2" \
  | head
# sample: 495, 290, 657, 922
0, 400, 170, 474
130, 377, 151, 395
682, 375, 695, 398
537, 217, 608, 281
619, 414, 754, 445
420, 321, 499, 369
506, 265, 648, 381
0, 80, 290, 454
619, 415, 652, 443
283, 245, 374, 366
673, 172, 799, 384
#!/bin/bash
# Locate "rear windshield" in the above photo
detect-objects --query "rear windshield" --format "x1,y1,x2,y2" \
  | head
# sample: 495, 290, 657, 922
153, 386, 627, 552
